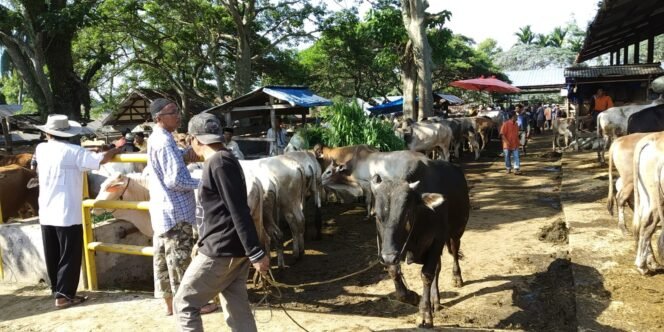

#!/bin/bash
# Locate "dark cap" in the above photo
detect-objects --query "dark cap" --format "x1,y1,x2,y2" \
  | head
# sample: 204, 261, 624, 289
150, 98, 175, 118
188, 113, 224, 144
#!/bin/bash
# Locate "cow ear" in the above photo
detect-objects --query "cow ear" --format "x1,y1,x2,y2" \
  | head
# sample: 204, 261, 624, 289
26, 178, 39, 189
408, 181, 420, 190
421, 193, 445, 210
372, 174, 382, 185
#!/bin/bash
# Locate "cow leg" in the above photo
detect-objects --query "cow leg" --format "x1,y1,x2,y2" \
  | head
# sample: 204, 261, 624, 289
429, 258, 441, 312
449, 237, 463, 287
387, 264, 419, 306
283, 209, 306, 261
615, 189, 631, 235
418, 269, 435, 328
314, 204, 322, 241
635, 213, 657, 274
479, 131, 487, 151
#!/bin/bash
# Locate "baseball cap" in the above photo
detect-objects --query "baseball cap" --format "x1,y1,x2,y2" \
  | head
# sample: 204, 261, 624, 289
188, 113, 224, 144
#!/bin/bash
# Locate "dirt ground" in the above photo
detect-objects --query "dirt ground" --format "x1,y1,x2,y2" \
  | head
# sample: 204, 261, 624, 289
1, 132, 662, 331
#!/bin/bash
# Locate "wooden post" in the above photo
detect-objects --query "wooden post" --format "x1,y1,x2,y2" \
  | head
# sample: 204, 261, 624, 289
647, 36, 654, 63
623, 46, 628, 65
270, 107, 277, 155
610, 52, 614, 65
1, 116, 12, 154
224, 113, 232, 128
634, 42, 640, 64
616, 49, 621, 65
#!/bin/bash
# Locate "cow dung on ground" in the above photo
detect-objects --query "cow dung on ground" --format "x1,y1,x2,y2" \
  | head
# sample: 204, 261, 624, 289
538, 220, 568, 244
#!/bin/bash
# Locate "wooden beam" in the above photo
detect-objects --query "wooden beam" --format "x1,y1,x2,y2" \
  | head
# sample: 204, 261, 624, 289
634, 41, 640, 64
647, 36, 654, 63
231, 104, 293, 112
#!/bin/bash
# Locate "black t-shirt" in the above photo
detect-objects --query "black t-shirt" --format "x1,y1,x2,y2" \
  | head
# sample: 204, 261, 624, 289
195, 149, 265, 262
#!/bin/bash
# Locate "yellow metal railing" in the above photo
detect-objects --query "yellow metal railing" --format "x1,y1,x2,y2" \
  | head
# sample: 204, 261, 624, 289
81, 153, 150, 290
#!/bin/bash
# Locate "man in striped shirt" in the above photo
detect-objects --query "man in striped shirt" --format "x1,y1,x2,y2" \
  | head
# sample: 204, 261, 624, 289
147, 98, 201, 316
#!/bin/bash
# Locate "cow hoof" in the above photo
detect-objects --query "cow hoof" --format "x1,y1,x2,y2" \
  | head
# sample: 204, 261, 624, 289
453, 276, 464, 288
417, 322, 434, 329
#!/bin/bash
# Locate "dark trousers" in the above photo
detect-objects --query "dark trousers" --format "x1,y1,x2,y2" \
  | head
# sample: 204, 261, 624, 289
41, 225, 83, 299
591, 110, 600, 129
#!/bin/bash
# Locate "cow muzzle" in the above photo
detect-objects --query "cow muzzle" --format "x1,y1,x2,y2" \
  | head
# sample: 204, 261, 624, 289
381, 253, 400, 265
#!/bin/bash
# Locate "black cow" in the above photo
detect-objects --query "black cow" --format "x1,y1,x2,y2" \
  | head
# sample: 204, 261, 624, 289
627, 104, 664, 134
370, 160, 470, 328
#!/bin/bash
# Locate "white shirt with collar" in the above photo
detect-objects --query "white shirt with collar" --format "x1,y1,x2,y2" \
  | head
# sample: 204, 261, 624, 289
35, 139, 104, 227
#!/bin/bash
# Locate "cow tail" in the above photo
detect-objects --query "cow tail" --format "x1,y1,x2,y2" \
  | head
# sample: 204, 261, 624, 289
607, 144, 615, 215
656, 161, 664, 262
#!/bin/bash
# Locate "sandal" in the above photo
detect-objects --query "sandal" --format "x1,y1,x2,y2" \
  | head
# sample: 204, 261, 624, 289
55, 295, 87, 309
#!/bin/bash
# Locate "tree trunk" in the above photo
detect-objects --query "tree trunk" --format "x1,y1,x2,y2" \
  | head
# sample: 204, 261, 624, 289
234, 33, 253, 96
401, 0, 433, 121
401, 41, 418, 121
44, 30, 84, 120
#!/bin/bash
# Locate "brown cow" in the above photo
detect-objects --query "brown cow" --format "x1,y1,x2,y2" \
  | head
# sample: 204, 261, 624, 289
0, 153, 33, 168
473, 117, 494, 151
0, 165, 39, 222
314, 144, 378, 218
606, 133, 650, 234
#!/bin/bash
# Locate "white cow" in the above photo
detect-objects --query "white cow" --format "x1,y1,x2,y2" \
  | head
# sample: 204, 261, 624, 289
94, 173, 153, 237
551, 118, 576, 151
285, 151, 323, 240
596, 99, 664, 163
631, 132, 664, 274
240, 156, 308, 268
397, 120, 453, 161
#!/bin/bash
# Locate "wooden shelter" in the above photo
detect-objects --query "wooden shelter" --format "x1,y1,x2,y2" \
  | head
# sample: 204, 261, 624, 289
101, 89, 211, 132
205, 86, 332, 156
568, 0, 664, 115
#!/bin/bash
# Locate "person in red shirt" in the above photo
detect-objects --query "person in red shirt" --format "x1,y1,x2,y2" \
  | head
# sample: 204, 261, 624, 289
500, 112, 521, 175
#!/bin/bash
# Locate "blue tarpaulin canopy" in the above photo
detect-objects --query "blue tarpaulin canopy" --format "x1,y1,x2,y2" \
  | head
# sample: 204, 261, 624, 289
368, 98, 403, 115
263, 87, 332, 107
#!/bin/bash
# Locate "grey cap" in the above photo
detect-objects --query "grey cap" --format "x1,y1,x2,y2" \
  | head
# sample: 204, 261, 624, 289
150, 98, 175, 118
188, 113, 224, 144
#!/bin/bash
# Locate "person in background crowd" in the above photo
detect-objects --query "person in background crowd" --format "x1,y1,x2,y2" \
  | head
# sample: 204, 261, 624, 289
174, 113, 269, 332
134, 132, 147, 152
590, 88, 614, 130
544, 104, 552, 130
121, 133, 140, 153
500, 112, 521, 175
535, 103, 545, 134
223, 127, 244, 160
146, 98, 216, 316
33, 114, 121, 308
515, 105, 531, 156
267, 117, 287, 156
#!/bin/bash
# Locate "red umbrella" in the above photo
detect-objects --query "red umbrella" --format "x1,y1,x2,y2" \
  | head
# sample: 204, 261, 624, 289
450, 75, 521, 93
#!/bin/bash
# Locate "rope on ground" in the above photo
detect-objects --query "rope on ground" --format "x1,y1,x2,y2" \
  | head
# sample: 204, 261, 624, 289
252, 259, 381, 332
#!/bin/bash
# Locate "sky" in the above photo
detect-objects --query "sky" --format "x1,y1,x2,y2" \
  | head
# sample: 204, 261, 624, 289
325, 0, 601, 50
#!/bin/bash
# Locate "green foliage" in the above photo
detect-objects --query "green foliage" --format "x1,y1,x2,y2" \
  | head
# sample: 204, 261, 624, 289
92, 212, 114, 224
316, 101, 404, 151
0, 72, 38, 113
493, 44, 576, 70
515, 25, 535, 45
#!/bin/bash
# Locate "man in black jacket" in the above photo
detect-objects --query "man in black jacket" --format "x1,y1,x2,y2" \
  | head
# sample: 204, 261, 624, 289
174, 113, 269, 332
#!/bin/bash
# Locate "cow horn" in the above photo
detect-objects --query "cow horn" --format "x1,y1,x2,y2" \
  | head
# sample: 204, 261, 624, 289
408, 181, 420, 190
372, 174, 382, 184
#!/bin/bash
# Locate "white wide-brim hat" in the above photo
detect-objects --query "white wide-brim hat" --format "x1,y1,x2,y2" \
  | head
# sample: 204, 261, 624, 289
36, 114, 82, 137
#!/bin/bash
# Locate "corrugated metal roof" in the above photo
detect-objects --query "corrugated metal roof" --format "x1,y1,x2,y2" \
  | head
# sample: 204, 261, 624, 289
263, 87, 332, 107
434, 93, 464, 105
564, 64, 664, 79
0, 104, 22, 118
505, 68, 565, 88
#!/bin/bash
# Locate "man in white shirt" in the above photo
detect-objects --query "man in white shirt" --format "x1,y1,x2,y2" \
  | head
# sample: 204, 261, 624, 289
33, 114, 120, 309
267, 117, 288, 156
222, 127, 244, 160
